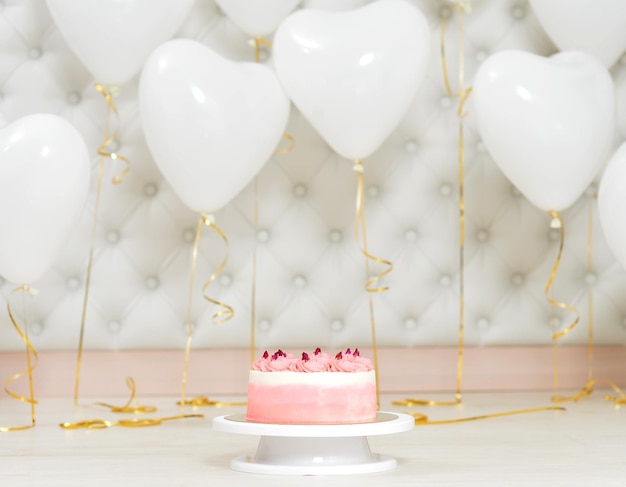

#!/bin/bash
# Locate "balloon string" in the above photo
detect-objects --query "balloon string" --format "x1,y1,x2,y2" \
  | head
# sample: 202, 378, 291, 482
247, 39, 295, 367
74, 83, 131, 405
179, 214, 234, 408
94, 377, 157, 414
1, 286, 39, 432
352, 160, 392, 408
403, 0, 470, 408
59, 414, 204, 430
544, 211, 582, 403
250, 178, 258, 366
586, 196, 594, 381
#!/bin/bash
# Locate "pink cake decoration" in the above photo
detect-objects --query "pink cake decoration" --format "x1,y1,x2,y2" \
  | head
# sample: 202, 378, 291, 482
251, 347, 373, 373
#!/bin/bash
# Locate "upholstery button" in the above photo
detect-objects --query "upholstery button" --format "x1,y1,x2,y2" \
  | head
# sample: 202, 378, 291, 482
440, 96, 453, 108
476, 317, 489, 329
183, 228, 195, 243
584, 272, 596, 285
293, 183, 307, 198
293, 275, 307, 289
143, 182, 158, 197
257, 228, 270, 243
404, 140, 418, 153
30, 323, 43, 335
548, 229, 560, 241
107, 230, 120, 244
258, 319, 271, 331
367, 185, 379, 198
511, 273, 524, 286
29, 47, 42, 59
108, 321, 121, 333
404, 317, 418, 329
404, 229, 418, 242
330, 319, 344, 332
439, 5, 451, 18
219, 274, 232, 287
67, 91, 81, 105
440, 274, 452, 286
476, 229, 489, 242
67, 276, 81, 290
329, 229, 342, 243
145, 275, 159, 289
512, 5, 526, 19
439, 183, 452, 197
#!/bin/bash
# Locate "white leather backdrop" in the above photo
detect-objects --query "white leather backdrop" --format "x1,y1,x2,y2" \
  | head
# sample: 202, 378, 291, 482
1, 0, 626, 353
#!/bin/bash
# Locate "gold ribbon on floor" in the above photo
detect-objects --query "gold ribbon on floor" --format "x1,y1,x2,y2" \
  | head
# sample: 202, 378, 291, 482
59, 414, 204, 430
545, 210, 581, 404
74, 83, 131, 405
0, 286, 39, 432
179, 213, 234, 407
94, 377, 157, 414
352, 160, 393, 407
408, 406, 566, 426
176, 396, 247, 407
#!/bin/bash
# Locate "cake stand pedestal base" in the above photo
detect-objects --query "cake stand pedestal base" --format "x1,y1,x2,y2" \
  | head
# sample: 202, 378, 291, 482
231, 435, 396, 475
213, 412, 414, 476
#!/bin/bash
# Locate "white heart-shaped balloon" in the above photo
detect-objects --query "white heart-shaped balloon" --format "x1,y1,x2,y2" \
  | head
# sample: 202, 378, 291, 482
598, 143, 626, 269
529, 0, 626, 68
0, 114, 90, 285
46, 0, 195, 86
472, 50, 615, 212
215, 0, 302, 37
598, 142, 626, 269
139, 39, 290, 214
273, 0, 430, 160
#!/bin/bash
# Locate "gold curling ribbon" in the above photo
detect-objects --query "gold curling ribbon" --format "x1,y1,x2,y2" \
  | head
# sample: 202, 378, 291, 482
74, 83, 131, 405
352, 160, 393, 407
179, 214, 234, 408
252, 37, 272, 63
59, 414, 204, 430
545, 210, 582, 404
93, 83, 130, 185
407, 406, 565, 426
1, 286, 39, 432
94, 377, 157, 414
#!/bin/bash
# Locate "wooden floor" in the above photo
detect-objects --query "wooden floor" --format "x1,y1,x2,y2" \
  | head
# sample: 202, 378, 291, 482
0, 391, 624, 485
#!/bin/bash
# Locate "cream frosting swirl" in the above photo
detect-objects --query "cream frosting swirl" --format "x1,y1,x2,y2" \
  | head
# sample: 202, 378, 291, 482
252, 348, 373, 372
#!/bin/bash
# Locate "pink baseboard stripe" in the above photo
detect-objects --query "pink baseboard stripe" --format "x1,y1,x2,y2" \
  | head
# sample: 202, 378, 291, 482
1, 346, 624, 398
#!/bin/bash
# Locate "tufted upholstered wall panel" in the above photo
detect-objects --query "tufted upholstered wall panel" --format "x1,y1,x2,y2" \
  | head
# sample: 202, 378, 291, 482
1, 0, 626, 355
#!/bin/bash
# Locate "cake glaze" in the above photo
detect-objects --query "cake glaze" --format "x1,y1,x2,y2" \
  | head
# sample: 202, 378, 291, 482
246, 348, 377, 424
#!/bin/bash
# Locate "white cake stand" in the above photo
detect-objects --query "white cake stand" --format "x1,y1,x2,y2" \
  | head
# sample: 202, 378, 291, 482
212, 412, 414, 476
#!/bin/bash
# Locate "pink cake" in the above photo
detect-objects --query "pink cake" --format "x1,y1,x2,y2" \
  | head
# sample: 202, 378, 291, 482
246, 348, 377, 424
